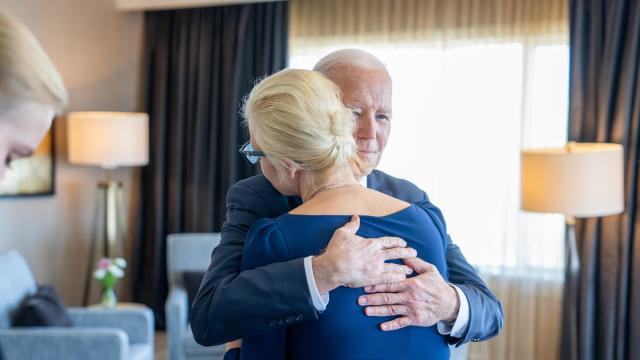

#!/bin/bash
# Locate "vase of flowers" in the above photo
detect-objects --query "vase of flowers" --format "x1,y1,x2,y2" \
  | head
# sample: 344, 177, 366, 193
93, 257, 127, 308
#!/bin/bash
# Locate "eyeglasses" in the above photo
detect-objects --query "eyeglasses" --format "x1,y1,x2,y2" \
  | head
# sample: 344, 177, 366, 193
238, 141, 265, 164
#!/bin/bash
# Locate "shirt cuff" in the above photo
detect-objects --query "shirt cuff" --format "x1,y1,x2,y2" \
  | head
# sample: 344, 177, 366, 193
304, 256, 330, 312
436, 284, 469, 338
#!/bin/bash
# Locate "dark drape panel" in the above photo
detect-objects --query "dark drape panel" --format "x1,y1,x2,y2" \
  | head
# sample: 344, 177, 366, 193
132, 1, 288, 328
567, 0, 640, 359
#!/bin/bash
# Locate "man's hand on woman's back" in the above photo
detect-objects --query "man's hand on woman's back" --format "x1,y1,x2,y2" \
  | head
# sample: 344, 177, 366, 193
357, 257, 460, 330
311, 215, 417, 293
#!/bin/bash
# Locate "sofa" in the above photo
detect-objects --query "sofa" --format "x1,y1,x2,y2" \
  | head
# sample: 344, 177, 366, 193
0, 250, 154, 360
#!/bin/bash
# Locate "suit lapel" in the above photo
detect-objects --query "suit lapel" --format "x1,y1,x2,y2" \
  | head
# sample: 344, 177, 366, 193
368, 170, 394, 197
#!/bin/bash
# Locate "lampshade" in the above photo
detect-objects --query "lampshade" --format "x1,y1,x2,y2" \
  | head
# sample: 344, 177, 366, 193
521, 142, 624, 218
67, 112, 149, 169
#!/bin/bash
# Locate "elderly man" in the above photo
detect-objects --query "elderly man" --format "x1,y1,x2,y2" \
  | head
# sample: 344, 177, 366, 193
191, 49, 503, 353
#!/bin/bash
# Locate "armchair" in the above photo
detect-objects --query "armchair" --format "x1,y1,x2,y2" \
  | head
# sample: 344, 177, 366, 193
165, 233, 225, 360
0, 250, 154, 360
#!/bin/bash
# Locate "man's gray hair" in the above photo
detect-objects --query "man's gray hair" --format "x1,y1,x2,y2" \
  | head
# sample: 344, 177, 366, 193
313, 49, 387, 76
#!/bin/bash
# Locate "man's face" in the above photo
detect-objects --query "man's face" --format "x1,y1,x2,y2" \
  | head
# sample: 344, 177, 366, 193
326, 66, 392, 176
0, 102, 54, 182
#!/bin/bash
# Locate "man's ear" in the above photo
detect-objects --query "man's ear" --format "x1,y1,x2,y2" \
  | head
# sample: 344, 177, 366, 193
282, 158, 299, 179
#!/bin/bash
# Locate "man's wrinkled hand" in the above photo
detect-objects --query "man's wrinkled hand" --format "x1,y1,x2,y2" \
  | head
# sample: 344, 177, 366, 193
312, 215, 416, 293
357, 257, 460, 331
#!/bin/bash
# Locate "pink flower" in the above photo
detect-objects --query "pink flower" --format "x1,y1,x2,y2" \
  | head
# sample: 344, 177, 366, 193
97, 258, 111, 270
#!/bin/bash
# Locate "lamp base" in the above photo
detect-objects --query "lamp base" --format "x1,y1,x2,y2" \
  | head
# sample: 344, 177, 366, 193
561, 216, 580, 360
83, 176, 127, 306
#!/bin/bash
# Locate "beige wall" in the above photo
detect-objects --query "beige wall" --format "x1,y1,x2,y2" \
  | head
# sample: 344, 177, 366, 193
0, 0, 144, 305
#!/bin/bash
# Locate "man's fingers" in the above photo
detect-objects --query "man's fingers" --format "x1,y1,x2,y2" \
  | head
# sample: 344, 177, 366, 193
380, 316, 413, 331
378, 236, 407, 250
384, 263, 413, 276
364, 305, 409, 317
403, 257, 435, 274
340, 215, 361, 234
358, 292, 406, 306
381, 247, 417, 261
379, 271, 406, 283
364, 281, 408, 294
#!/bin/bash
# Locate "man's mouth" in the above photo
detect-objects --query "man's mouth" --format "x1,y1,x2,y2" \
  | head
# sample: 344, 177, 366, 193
358, 149, 378, 155
358, 150, 379, 162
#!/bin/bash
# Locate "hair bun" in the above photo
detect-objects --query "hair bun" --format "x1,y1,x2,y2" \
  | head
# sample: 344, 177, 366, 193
327, 108, 357, 166
244, 68, 359, 175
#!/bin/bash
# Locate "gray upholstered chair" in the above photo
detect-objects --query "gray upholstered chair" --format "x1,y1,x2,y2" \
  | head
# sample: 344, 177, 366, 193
165, 233, 225, 360
0, 250, 154, 360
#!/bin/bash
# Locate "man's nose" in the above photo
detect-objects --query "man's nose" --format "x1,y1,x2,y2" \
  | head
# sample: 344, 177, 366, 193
356, 114, 376, 140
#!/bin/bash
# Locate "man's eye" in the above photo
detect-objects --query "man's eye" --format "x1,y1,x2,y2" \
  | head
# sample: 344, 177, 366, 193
376, 114, 389, 121
352, 110, 362, 118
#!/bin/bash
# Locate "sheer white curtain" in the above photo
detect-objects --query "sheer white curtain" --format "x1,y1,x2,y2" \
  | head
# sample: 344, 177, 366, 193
290, 1, 568, 359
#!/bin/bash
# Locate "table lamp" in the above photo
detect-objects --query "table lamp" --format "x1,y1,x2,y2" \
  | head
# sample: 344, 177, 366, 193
67, 111, 149, 305
520, 141, 624, 359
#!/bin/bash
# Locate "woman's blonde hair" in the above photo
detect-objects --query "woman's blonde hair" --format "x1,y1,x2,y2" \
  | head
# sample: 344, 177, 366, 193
0, 11, 68, 114
243, 69, 358, 179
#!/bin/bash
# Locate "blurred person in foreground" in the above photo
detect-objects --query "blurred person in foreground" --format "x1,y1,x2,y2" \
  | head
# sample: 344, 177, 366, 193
0, 11, 67, 182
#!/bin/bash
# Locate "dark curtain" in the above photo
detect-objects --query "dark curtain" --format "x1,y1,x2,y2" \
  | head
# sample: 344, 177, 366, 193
566, 0, 640, 359
132, 1, 288, 328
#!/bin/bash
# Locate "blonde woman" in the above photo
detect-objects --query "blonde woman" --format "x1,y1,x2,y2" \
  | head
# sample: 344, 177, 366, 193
0, 11, 67, 181
233, 69, 450, 359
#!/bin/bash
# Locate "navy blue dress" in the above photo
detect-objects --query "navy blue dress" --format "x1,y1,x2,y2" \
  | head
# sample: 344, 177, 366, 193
239, 200, 451, 360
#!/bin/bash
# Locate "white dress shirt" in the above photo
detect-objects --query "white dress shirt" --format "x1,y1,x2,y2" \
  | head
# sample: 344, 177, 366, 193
302, 176, 470, 337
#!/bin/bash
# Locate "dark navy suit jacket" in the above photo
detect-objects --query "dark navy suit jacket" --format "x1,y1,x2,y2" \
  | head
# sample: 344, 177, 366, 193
190, 169, 503, 347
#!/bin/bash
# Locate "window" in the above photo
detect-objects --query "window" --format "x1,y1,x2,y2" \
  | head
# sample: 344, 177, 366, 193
290, 43, 569, 271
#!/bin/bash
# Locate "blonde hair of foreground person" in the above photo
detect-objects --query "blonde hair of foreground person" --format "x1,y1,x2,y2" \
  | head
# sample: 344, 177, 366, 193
0, 11, 67, 113
243, 68, 363, 183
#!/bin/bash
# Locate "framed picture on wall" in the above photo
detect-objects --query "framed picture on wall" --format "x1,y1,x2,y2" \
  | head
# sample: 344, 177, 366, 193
0, 123, 55, 197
